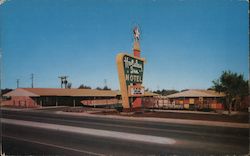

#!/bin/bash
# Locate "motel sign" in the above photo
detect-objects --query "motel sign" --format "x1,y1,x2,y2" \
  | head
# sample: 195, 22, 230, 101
123, 55, 144, 85
116, 53, 145, 109
116, 26, 145, 110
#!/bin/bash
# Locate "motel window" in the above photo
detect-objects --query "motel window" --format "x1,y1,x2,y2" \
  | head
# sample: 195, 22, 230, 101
3, 96, 11, 100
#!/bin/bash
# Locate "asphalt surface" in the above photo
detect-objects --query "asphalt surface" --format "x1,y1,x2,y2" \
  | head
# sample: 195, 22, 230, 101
1, 109, 249, 155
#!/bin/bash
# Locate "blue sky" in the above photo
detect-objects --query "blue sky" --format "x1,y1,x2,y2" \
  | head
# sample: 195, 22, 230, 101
1, 0, 248, 90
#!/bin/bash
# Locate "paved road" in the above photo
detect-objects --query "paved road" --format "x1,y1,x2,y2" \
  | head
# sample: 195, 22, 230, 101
1, 109, 249, 155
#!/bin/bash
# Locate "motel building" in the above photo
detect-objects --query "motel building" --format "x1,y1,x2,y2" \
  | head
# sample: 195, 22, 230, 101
2, 88, 157, 109
165, 89, 225, 110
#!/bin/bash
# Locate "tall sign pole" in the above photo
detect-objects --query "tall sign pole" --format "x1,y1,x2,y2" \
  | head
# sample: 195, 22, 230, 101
133, 26, 141, 57
116, 26, 145, 111
132, 26, 142, 108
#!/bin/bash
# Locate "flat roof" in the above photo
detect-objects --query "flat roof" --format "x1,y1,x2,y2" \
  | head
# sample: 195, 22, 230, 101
4, 88, 157, 97
166, 89, 225, 98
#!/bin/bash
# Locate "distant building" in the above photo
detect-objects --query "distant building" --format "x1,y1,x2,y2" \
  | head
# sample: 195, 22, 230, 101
166, 89, 225, 110
2, 88, 157, 108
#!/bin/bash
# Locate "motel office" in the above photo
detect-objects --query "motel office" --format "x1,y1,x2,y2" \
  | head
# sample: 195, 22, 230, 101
166, 89, 225, 110
3, 88, 121, 108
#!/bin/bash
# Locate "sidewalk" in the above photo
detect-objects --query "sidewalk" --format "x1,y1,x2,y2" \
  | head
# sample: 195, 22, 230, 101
1, 106, 69, 111
149, 109, 218, 115
148, 109, 245, 115
1, 107, 31, 111
56, 111, 250, 129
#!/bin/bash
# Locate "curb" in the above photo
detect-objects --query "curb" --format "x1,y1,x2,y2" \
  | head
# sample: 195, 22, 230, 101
148, 109, 218, 115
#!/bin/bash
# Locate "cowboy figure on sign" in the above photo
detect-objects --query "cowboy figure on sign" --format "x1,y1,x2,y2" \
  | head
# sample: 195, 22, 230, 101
133, 27, 140, 41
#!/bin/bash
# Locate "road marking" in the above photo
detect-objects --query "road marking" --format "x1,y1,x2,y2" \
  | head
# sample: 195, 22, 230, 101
3, 135, 105, 156
2, 118, 176, 145
4, 114, 199, 135
4, 113, 247, 141
4, 113, 231, 138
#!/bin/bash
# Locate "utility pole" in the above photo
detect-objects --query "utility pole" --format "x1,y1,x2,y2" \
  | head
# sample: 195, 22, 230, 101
58, 76, 68, 88
104, 79, 107, 88
157, 85, 160, 91
16, 79, 19, 88
31, 73, 34, 88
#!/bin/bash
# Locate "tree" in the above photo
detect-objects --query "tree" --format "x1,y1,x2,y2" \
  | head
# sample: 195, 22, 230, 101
153, 89, 179, 96
103, 86, 111, 90
66, 83, 72, 89
96, 87, 102, 90
78, 84, 91, 89
1, 88, 13, 95
96, 86, 111, 90
180, 89, 188, 92
212, 71, 248, 115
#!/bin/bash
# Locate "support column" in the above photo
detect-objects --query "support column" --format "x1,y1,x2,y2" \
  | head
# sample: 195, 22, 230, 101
132, 38, 142, 109
40, 99, 43, 107
56, 97, 58, 107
